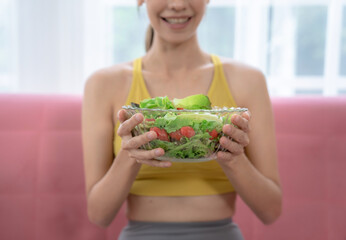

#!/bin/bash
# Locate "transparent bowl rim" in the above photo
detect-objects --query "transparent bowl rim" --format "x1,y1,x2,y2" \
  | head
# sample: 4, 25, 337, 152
122, 106, 248, 113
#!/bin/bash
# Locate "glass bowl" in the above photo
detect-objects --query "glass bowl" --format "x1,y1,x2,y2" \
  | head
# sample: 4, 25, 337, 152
122, 106, 248, 162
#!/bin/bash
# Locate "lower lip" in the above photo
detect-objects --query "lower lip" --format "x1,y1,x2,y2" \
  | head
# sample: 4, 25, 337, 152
162, 18, 192, 30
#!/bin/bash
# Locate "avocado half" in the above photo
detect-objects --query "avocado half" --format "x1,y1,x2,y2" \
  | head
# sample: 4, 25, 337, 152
173, 94, 212, 110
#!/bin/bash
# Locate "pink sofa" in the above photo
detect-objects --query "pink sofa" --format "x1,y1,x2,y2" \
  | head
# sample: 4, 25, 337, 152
0, 94, 345, 240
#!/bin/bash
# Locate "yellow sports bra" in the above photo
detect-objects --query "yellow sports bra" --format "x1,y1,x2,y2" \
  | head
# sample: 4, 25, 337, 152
114, 55, 238, 196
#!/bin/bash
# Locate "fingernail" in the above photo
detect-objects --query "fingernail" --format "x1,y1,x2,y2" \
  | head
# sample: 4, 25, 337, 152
161, 162, 171, 167
147, 132, 156, 140
155, 149, 162, 156
223, 124, 231, 132
135, 114, 142, 121
220, 136, 225, 143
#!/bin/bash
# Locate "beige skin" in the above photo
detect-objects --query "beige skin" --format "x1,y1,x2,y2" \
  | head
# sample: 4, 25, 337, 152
82, 0, 282, 228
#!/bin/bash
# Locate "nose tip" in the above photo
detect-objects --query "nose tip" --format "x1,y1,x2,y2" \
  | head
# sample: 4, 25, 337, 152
169, 0, 187, 11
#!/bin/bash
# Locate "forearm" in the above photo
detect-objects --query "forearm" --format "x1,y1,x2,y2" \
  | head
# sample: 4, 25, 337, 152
87, 150, 140, 227
219, 155, 282, 224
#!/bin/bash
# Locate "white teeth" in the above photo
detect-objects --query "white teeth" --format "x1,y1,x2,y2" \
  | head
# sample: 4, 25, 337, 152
165, 18, 189, 24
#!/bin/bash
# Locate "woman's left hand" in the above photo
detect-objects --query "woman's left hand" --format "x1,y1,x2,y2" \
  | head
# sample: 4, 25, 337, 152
217, 111, 251, 163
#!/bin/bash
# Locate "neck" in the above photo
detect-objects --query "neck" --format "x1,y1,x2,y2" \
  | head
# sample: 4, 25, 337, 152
142, 34, 210, 74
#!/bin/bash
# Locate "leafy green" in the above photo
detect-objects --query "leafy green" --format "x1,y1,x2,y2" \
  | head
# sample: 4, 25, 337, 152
145, 112, 223, 159
139, 96, 175, 109
161, 118, 192, 133
198, 119, 223, 132
149, 132, 216, 159
154, 113, 223, 134
136, 95, 226, 159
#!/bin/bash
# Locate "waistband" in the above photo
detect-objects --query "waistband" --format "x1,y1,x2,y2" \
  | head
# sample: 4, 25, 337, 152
119, 217, 244, 240
128, 217, 233, 228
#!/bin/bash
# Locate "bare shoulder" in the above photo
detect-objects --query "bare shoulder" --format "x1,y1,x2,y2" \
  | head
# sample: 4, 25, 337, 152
83, 62, 133, 109
218, 56, 268, 108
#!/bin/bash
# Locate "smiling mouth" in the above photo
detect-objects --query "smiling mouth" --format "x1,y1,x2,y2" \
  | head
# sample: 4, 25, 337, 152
161, 17, 192, 24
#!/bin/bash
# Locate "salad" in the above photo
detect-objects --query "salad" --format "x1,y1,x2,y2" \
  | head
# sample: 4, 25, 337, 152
123, 94, 247, 162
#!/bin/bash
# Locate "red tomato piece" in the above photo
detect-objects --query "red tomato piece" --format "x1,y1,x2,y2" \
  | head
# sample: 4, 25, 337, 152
180, 126, 195, 138
208, 129, 218, 140
169, 130, 183, 141
177, 108, 184, 110
150, 127, 169, 141
145, 118, 155, 122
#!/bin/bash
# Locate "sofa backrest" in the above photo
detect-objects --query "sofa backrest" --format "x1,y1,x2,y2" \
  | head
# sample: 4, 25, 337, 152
0, 94, 345, 240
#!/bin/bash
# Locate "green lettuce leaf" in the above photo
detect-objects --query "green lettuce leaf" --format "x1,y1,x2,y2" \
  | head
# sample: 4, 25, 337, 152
153, 113, 223, 133
139, 96, 175, 109
149, 132, 216, 159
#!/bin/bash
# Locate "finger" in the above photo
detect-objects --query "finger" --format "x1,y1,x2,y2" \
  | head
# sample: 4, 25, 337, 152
220, 136, 245, 155
137, 158, 172, 168
231, 114, 250, 132
242, 111, 251, 121
129, 148, 164, 160
129, 148, 172, 168
222, 124, 250, 146
118, 109, 129, 123
122, 131, 157, 150
117, 113, 144, 137
217, 151, 233, 162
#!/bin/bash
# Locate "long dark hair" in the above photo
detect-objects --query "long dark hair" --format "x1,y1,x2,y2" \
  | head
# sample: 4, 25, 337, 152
145, 24, 154, 52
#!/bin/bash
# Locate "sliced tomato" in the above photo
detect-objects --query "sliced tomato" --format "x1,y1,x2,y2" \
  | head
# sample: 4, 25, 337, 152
208, 129, 219, 140
169, 130, 183, 141
150, 127, 169, 141
177, 108, 184, 110
180, 126, 195, 138
145, 118, 155, 122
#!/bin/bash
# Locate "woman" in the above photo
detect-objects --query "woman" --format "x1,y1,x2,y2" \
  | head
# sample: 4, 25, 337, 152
82, 0, 282, 239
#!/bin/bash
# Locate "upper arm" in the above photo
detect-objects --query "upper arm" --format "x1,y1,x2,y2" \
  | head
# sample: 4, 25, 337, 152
244, 71, 280, 187
82, 71, 116, 196
223, 61, 280, 187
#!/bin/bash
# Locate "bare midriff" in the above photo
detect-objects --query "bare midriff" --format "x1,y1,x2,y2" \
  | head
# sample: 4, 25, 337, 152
126, 192, 237, 222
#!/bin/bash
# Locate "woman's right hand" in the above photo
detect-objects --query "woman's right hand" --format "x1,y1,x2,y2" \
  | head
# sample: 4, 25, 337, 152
117, 109, 172, 168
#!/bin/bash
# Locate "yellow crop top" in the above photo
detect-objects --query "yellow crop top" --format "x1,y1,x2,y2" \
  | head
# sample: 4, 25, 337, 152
114, 55, 238, 196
